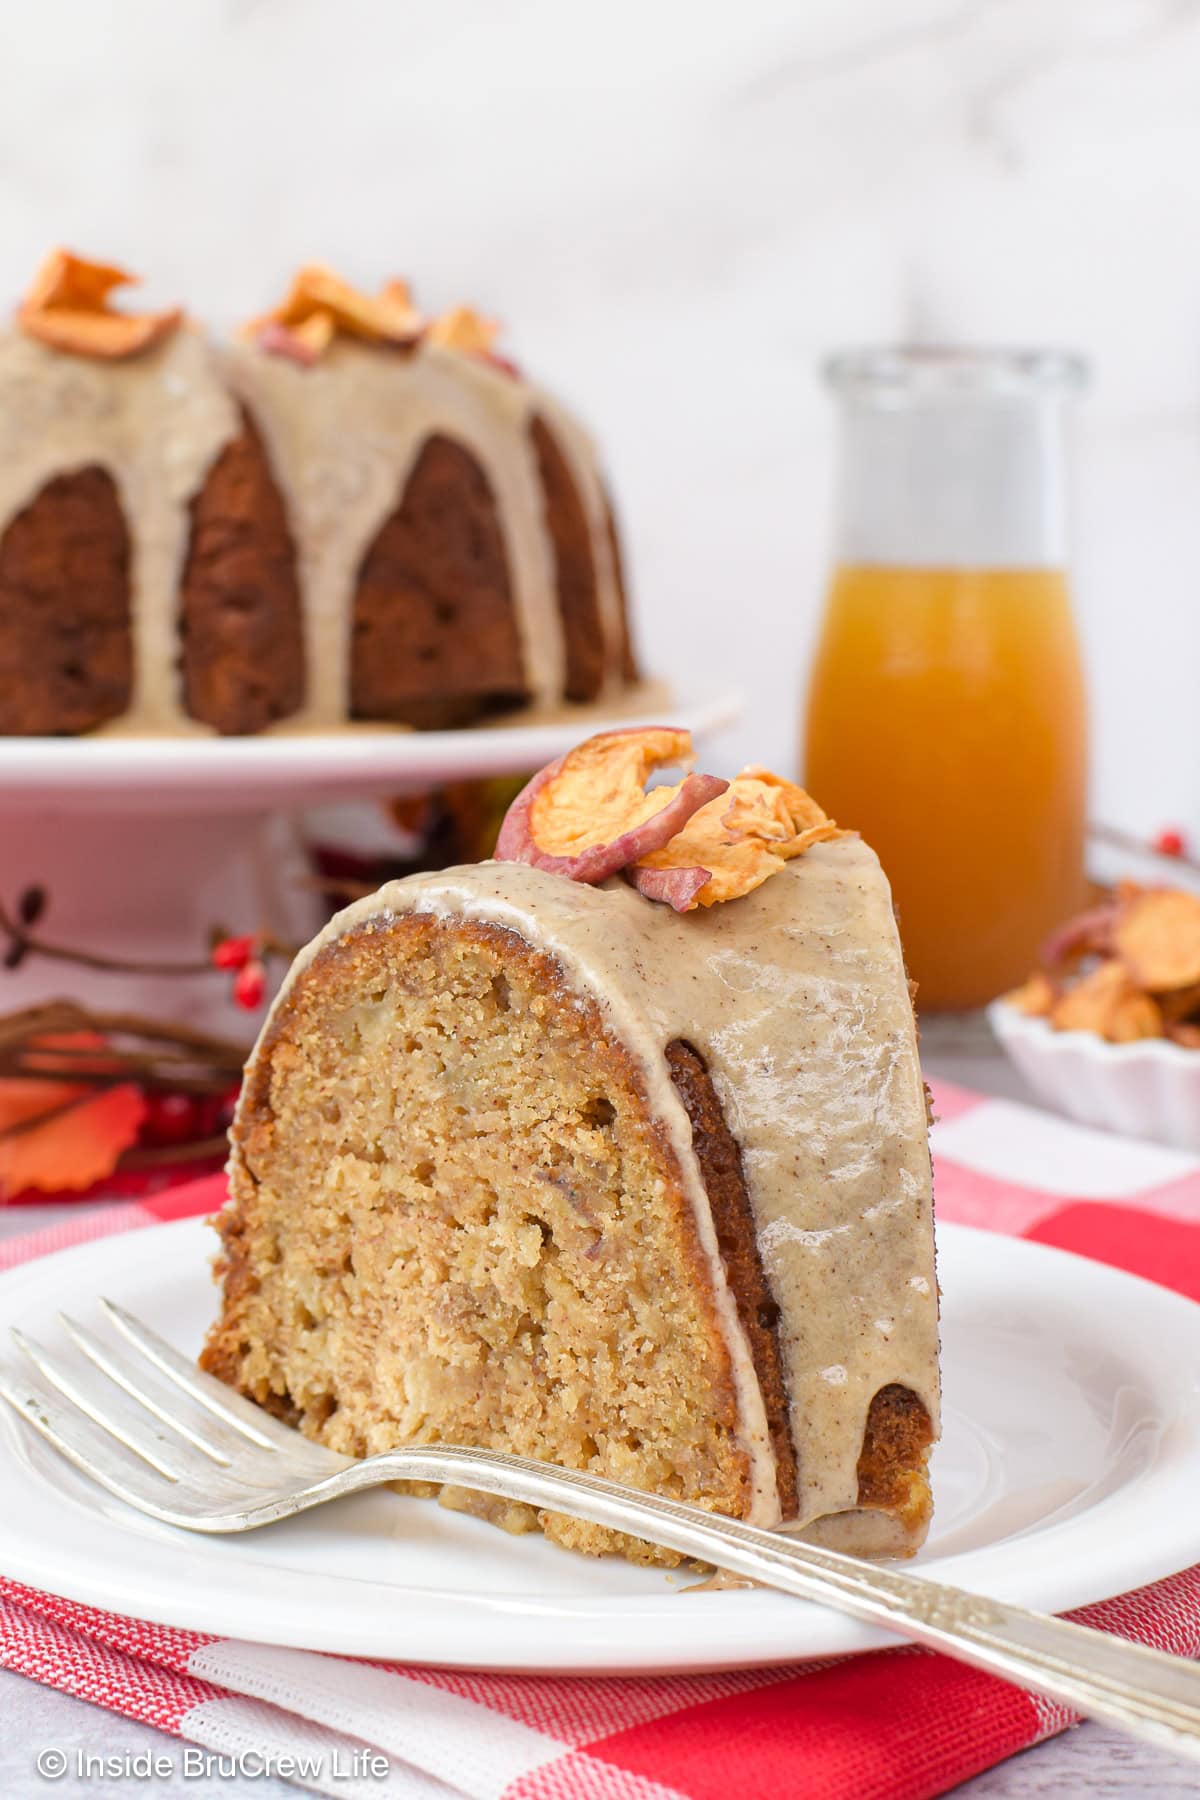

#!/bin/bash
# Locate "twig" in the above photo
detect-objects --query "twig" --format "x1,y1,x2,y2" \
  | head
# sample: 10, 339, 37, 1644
0, 1001, 248, 1061
0, 889, 299, 982
0, 1094, 89, 1139
0, 1000, 248, 1118
0, 997, 247, 1189
0, 1060, 235, 1095
0, 894, 213, 976
118, 1135, 229, 1170
1091, 822, 1200, 880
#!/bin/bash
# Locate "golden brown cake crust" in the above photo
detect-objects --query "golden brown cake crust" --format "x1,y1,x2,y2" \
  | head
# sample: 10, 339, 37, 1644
348, 434, 529, 728
602, 487, 639, 685
529, 414, 605, 702
663, 1039, 799, 1520
179, 412, 306, 735
856, 1383, 935, 1519
0, 466, 132, 734
664, 1044, 932, 1537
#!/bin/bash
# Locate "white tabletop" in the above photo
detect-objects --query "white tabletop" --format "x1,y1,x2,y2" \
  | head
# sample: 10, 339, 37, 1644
0, 1027, 1195, 1798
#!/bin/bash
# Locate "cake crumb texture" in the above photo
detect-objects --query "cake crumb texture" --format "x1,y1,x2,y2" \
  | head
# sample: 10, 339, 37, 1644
202, 912, 756, 1563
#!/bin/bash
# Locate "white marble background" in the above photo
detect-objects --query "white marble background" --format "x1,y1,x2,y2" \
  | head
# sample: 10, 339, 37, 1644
0, 0, 1197, 827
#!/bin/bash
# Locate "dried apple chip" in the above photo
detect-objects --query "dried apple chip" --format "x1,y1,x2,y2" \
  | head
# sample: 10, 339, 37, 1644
17, 248, 182, 360
1040, 901, 1119, 972
720, 766, 832, 848
1048, 960, 1124, 1034
1157, 981, 1200, 1024
495, 728, 727, 884
1113, 887, 1200, 992
23, 249, 128, 313
1004, 972, 1057, 1018
1050, 960, 1163, 1043
633, 767, 842, 910
426, 305, 501, 356
291, 265, 423, 342
1105, 989, 1165, 1043
255, 311, 336, 367
1012, 880, 1200, 1049
632, 865, 713, 912
496, 736, 841, 909
246, 264, 423, 362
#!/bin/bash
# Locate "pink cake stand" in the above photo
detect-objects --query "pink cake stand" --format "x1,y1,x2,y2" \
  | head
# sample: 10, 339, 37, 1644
0, 691, 740, 1037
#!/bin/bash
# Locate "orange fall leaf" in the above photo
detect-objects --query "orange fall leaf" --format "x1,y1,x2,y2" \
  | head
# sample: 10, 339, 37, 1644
0, 1083, 147, 1199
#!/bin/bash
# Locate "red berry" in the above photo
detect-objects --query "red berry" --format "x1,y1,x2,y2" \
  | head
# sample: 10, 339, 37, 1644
1153, 828, 1188, 858
212, 933, 256, 971
142, 1091, 202, 1147
208, 1082, 242, 1133
187, 1093, 221, 1138
233, 959, 267, 1009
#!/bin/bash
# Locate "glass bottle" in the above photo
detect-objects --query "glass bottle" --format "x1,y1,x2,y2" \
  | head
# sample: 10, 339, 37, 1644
803, 348, 1089, 1011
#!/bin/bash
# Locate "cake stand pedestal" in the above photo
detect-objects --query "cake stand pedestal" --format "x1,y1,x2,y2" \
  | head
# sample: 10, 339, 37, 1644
0, 805, 318, 1038
0, 691, 740, 1036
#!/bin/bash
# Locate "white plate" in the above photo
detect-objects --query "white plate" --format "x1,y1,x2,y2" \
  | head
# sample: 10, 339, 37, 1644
1, 1218, 1198, 1675
0, 688, 740, 814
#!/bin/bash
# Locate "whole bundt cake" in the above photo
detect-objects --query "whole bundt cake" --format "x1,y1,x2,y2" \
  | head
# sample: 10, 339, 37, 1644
201, 731, 940, 1564
0, 252, 637, 735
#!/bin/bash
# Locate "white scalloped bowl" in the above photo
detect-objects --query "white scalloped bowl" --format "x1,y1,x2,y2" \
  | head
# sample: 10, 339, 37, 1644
987, 1000, 1200, 1151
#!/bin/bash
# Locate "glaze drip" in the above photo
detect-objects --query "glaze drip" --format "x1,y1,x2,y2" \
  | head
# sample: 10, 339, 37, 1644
0, 331, 623, 733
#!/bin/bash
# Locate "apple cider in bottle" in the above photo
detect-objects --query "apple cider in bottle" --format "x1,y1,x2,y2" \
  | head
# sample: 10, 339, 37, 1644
804, 350, 1089, 1011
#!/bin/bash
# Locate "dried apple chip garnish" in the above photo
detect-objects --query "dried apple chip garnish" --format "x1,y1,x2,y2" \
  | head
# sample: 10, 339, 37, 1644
426, 304, 502, 357
1113, 888, 1200, 992
633, 768, 842, 910
1004, 972, 1057, 1018
1007, 880, 1200, 1051
257, 309, 335, 366
495, 731, 842, 908
1159, 981, 1200, 1023
1049, 960, 1163, 1044
17, 249, 183, 360
246, 264, 424, 365
720, 766, 839, 850
1040, 900, 1119, 972
496, 728, 727, 884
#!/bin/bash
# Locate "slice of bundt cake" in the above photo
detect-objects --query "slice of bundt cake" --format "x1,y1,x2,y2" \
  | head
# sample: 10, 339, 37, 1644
201, 731, 939, 1563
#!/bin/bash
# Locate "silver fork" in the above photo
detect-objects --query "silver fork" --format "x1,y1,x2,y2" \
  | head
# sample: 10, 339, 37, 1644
3, 1303, 1199, 1765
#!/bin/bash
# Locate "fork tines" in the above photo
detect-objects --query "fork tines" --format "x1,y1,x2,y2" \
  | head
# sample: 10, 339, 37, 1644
0, 1301, 343, 1526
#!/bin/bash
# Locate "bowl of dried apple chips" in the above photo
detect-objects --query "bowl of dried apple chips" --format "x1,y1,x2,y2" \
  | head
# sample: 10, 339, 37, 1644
989, 882, 1200, 1148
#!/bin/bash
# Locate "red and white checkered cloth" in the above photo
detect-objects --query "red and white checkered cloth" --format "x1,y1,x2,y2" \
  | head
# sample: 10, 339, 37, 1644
2, 1076, 1199, 1800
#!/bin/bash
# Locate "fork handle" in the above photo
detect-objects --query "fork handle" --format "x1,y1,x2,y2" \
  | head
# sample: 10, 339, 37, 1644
313, 1444, 1200, 1762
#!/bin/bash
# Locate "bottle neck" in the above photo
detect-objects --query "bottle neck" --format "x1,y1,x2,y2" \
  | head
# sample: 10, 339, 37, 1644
832, 396, 1071, 570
